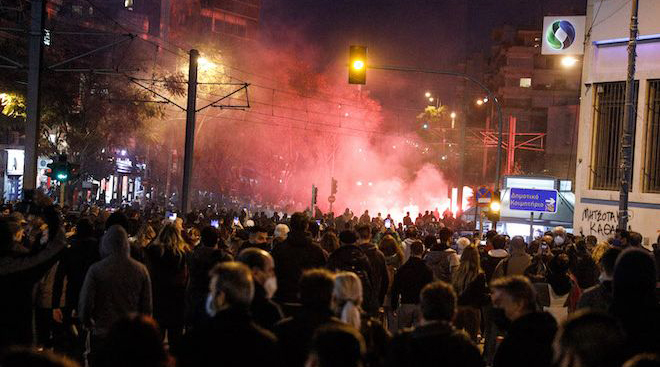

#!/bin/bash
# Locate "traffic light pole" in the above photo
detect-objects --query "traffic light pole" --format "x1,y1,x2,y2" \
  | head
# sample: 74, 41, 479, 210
181, 49, 199, 214
368, 65, 504, 191
24, 0, 46, 191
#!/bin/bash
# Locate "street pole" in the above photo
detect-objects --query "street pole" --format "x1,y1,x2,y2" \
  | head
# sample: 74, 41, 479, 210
618, 0, 639, 231
23, 0, 45, 192
493, 96, 504, 191
181, 49, 199, 213
457, 93, 467, 215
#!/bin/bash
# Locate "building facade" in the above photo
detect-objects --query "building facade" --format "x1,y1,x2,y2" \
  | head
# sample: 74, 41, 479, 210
574, 0, 660, 245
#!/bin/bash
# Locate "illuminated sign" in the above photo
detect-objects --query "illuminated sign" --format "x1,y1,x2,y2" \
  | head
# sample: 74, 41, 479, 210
6, 149, 24, 175
542, 16, 586, 55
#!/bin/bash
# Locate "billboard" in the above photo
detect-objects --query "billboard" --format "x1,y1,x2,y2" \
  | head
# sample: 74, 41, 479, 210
542, 16, 586, 55
6, 149, 24, 176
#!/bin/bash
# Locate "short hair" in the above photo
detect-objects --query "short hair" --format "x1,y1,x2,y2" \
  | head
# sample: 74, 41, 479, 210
420, 281, 456, 321
510, 236, 526, 252
409, 240, 425, 257
237, 248, 271, 271
339, 230, 357, 245
438, 227, 452, 243
456, 237, 471, 248
105, 212, 130, 232
423, 235, 437, 249
248, 225, 267, 235
555, 310, 626, 367
490, 275, 537, 312
600, 247, 622, 276
290, 212, 309, 231
629, 232, 643, 247
299, 268, 335, 308
553, 226, 567, 237
492, 235, 507, 250
355, 224, 371, 240
209, 262, 254, 307
486, 230, 498, 241
309, 324, 365, 367
101, 315, 169, 367
200, 225, 219, 247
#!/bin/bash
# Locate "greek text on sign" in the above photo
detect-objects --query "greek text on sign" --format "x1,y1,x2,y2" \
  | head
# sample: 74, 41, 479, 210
509, 188, 558, 213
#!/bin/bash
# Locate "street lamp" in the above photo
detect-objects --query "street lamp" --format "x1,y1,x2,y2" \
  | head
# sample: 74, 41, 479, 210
425, 91, 431, 98
450, 112, 456, 119
476, 99, 484, 106
450, 111, 456, 129
561, 55, 578, 68
429, 97, 434, 103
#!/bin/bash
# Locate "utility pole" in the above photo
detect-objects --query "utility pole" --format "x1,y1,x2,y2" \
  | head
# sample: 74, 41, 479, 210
618, 0, 639, 231
23, 0, 45, 192
181, 49, 199, 213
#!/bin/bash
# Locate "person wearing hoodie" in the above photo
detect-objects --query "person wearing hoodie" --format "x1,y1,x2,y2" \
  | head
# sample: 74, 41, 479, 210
356, 224, 389, 310
78, 225, 152, 358
492, 236, 531, 279
482, 235, 508, 283
271, 212, 327, 304
424, 229, 459, 283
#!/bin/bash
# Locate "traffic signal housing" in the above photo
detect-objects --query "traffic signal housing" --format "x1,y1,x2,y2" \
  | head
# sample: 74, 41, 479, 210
486, 189, 501, 223
331, 178, 338, 195
46, 154, 80, 183
312, 185, 318, 206
349, 45, 367, 84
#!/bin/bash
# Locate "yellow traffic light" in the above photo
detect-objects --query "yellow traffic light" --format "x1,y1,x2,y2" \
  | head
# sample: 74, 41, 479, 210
490, 201, 501, 212
349, 45, 367, 84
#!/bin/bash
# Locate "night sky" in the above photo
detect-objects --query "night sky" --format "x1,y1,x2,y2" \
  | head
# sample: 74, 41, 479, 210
259, 0, 586, 120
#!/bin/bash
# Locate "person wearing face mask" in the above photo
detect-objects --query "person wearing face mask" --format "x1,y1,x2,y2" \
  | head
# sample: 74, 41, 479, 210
238, 248, 283, 331
552, 226, 567, 247
177, 262, 276, 367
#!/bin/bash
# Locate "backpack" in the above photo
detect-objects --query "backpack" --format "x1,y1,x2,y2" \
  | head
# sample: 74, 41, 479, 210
336, 249, 378, 313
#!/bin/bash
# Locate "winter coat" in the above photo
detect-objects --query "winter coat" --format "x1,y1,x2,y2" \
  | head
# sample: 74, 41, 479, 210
327, 244, 378, 313
493, 311, 558, 367
359, 242, 390, 306
144, 244, 188, 328
391, 257, 433, 309
386, 320, 484, 367
271, 230, 327, 303
424, 249, 458, 283
0, 228, 67, 347
78, 230, 152, 337
178, 306, 277, 367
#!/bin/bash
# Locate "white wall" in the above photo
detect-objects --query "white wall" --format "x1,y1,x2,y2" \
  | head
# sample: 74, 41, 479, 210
574, 0, 660, 245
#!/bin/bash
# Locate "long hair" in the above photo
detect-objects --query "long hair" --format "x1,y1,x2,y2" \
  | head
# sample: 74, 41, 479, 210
379, 235, 403, 264
155, 223, 187, 254
452, 245, 482, 294
333, 272, 363, 330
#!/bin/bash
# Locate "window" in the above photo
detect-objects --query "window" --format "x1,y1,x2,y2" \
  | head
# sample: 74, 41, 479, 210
520, 78, 532, 88
590, 81, 639, 190
643, 80, 660, 192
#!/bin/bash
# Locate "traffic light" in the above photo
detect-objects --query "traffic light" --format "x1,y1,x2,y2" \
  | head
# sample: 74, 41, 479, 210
422, 123, 429, 129
312, 185, 318, 206
46, 154, 79, 183
349, 45, 367, 84
486, 189, 501, 222
331, 177, 338, 195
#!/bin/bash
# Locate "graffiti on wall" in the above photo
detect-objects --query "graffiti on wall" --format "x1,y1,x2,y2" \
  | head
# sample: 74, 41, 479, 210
581, 207, 620, 236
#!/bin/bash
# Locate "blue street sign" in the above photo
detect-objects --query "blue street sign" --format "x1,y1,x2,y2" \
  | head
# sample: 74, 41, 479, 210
509, 188, 558, 213
476, 186, 492, 204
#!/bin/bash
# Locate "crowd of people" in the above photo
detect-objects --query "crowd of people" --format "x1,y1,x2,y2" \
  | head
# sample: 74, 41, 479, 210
1, 191, 659, 367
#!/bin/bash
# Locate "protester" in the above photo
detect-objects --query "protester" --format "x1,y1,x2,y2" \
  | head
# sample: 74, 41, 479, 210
491, 276, 558, 367
237, 248, 283, 330
185, 225, 232, 329
482, 234, 508, 282
356, 224, 389, 310
274, 269, 343, 367
305, 324, 366, 367
96, 315, 175, 367
327, 230, 379, 314
553, 310, 627, 367
0, 200, 67, 348
239, 225, 270, 253
177, 262, 276, 367
332, 272, 390, 367
272, 213, 327, 304
0, 347, 80, 367
144, 223, 188, 351
492, 236, 531, 278
386, 281, 484, 367
320, 231, 340, 254
611, 248, 660, 356
577, 246, 621, 311
535, 253, 581, 322
390, 241, 433, 330
451, 245, 488, 341
273, 223, 290, 249
424, 229, 459, 282
78, 225, 152, 362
